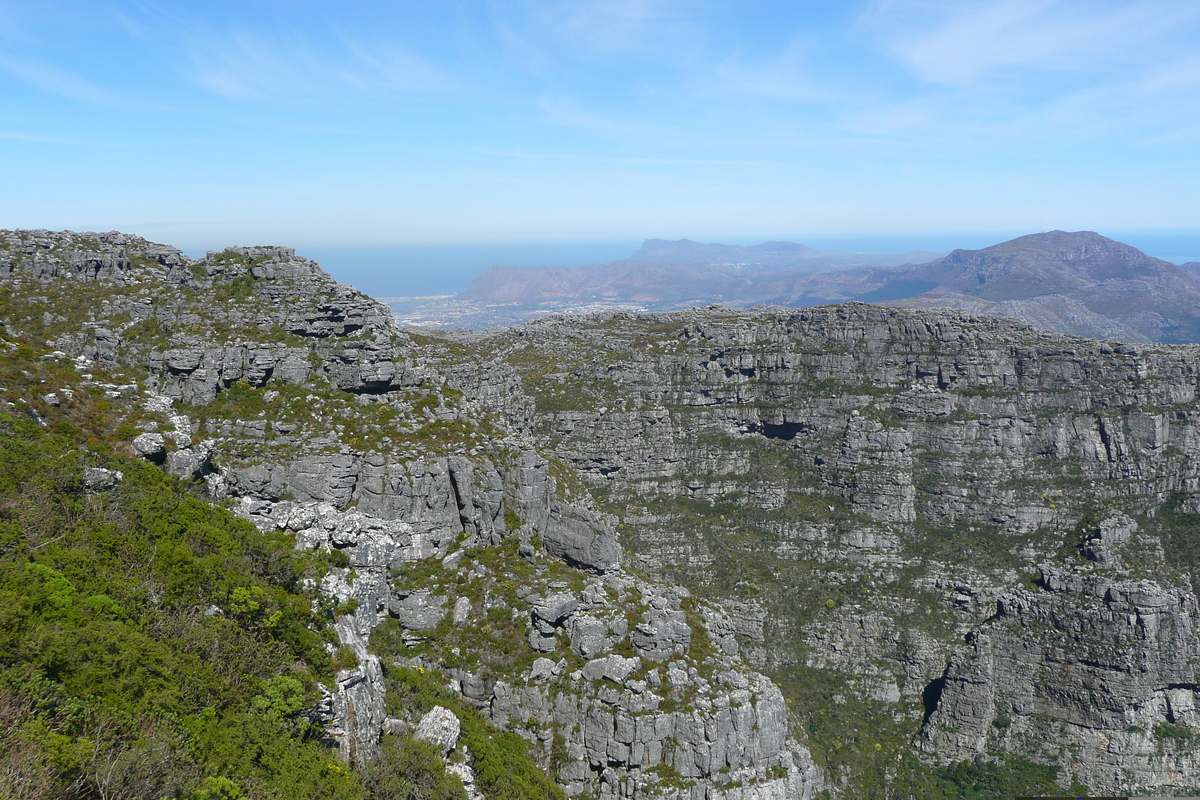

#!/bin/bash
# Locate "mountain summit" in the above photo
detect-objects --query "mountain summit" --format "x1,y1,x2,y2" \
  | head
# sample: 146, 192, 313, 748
912, 231, 1179, 300
894, 231, 1200, 342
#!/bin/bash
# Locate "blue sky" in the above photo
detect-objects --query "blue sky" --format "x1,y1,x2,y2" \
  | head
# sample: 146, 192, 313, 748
2, 1, 1200, 289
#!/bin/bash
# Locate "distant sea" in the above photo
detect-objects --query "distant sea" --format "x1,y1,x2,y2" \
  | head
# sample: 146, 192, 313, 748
297, 241, 640, 298
278, 230, 1200, 299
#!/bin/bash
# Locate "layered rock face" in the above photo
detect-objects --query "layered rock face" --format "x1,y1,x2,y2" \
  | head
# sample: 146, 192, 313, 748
0, 230, 819, 800
458, 304, 1200, 795
12, 228, 1200, 796
0, 229, 412, 403
922, 559, 1200, 790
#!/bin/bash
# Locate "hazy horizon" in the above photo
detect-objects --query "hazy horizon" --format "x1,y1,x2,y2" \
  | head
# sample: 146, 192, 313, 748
262, 229, 1200, 298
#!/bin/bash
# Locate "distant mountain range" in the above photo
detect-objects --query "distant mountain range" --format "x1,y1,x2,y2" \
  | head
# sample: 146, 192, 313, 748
395, 232, 1200, 343
629, 238, 943, 270
452, 240, 943, 312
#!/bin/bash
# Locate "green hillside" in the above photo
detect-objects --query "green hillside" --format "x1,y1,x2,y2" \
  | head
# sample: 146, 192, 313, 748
0, 329, 519, 800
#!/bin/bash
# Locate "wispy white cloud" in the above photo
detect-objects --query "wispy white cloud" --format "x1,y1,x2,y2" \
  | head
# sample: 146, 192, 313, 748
490, 0, 709, 76
533, 0, 683, 54
708, 38, 834, 103
1045, 51, 1200, 141
0, 50, 120, 105
532, 96, 666, 139
471, 146, 767, 167
0, 129, 112, 146
187, 29, 449, 102
336, 34, 448, 94
865, 0, 1200, 85
835, 0, 1200, 150
4, 0, 1200, 243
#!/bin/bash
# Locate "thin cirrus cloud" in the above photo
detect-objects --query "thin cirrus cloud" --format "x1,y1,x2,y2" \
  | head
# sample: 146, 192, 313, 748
0, 129, 113, 146
186, 30, 450, 103
0, 50, 121, 106
528, 0, 689, 56
835, 0, 1200, 148
1045, 51, 1200, 141
708, 39, 836, 104
868, 0, 1200, 85
1, 0, 1199, 249
532, 97, 664, 139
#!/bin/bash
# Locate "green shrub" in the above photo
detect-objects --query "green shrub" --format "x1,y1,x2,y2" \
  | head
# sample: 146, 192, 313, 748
385, 667, 564, 800
1154, 722, 1196, 742
0, 364, 366, 798
503, 506, 522, 531
363, 736, 466, 800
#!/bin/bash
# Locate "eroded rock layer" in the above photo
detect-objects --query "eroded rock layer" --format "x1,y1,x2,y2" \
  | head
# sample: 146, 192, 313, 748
454, 305, 1200, 795
0, 230, 820, 800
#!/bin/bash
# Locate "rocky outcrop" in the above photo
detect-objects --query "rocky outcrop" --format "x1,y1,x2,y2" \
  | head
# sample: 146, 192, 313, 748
921, 562, 1200, 795
234, 480, 818, 798
0, 229, 188, 283
387, 543, 824, 800
469, 304, 1200, 535
458, 303, 1200, 794
491, 660, 819, 800
0, 231, 680, 794
2, 227, 801, 798
0, 229, 417, 404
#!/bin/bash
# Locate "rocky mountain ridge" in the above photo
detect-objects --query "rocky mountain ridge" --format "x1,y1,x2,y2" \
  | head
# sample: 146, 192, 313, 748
430, 239, 942, 328
7, 227, 1200, 797
453, 302, 1200, 796
0, 229, 821, 800
889, 230, 1200, 343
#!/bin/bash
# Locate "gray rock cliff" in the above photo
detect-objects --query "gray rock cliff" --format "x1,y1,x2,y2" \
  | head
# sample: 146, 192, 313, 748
450, 303, 1200, 795
0, 230, 819, 799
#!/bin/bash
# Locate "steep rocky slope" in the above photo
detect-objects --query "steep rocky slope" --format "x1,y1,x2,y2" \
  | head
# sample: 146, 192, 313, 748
453, 304, 1200, 796
9, 227, 1200, 797
0, 229, 820, 800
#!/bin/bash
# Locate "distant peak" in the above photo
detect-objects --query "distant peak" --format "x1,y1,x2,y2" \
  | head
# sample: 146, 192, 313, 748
940, 231, 1155, 264
999, 230, 1130, 249
630, 238, 817, 264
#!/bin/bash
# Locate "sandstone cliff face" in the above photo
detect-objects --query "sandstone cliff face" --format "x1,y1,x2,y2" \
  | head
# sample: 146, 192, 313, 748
458, 304, 1200, 795
921, 559, 1200, 791
0, 230, 819, 800
13, 228, 1200, 795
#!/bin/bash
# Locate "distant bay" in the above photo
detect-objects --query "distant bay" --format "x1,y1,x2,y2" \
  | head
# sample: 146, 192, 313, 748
188, 229, 1200, 300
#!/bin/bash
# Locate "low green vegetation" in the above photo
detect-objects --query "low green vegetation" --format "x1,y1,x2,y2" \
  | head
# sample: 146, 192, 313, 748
376, 536, 585, 677
1144, 494, 1200, 597
193, 378, 496, 463
781, 659, 1076, 798
360, 736, 467, 800
0, 404, 359, 798
386, 666, 565, 800
0, 338, 511, 800
1154, 722, 1196, 743
499, 338, 632, 413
